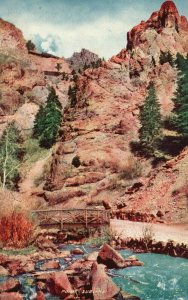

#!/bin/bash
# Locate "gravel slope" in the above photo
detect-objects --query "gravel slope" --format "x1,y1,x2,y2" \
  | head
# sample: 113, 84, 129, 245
110, 220, 188, 244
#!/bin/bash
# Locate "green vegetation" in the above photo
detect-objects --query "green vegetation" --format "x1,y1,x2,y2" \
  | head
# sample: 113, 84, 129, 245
87, 228, 115, 247
0, 54, 16, 65
159, 51, 174, 67
173, 54, 188, 137
21, 138, 50, 176
0, 124, 23, 189
26, 40, 36, 51
33, 87, 62, 148
56, 63, 62, 72
83, 59, 102, 71
0, 246, 36, 256
68, 85, 77, 107
138, 84, 162, 155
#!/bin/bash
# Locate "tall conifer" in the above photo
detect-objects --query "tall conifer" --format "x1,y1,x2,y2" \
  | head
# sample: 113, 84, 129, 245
139, 84, 162, 154
33, 87, 62, 148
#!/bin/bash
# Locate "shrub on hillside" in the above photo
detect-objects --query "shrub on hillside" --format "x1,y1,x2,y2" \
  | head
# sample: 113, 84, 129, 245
119, 156, 143, 180
0, 211, 37, 248
26, 40, 36, 51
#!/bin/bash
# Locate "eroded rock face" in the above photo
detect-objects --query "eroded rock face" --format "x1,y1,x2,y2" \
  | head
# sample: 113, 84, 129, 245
0, 18, 27, 55
67, 48, 100, 72
0, 17, 69, 138
43, 2, 188, 223
120, 148, 188, 223
125, 0, 188, 52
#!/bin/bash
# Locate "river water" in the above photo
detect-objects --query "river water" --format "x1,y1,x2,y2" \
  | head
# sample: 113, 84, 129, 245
1, 245, 188, 300
112, 249, 188, 300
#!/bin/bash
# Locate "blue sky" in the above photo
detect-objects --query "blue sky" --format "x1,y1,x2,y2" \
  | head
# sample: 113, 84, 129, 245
0, 0, 188, 58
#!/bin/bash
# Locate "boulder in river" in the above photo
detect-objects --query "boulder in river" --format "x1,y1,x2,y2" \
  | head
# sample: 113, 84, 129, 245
7, 260, 35, 276
70, 248, 84, 255
97, 243, 125, 268
0, 278, 21, 293
90, 262, 120, 300
40, 260, 60, 271
47, 270, 73, 298
0, 266, 9, 276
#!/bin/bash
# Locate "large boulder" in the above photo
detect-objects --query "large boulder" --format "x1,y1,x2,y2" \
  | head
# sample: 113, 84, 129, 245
0, 279, 21, 293
35, 291, 46, 300
47, 271, 73, 298
40, 260, 60, 271
6, 259, 35, 276
0, 293, 23, 300
90, 262, 120, 300
70, 248, 84, 255
97, 243, 125, 268
0, 266, 9, 276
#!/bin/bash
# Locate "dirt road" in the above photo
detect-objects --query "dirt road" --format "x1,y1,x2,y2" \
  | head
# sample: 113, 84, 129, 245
110, 219, 188, 244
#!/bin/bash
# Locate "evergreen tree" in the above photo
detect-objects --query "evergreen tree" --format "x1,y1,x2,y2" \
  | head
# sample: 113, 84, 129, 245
33, 87, 62, 148
26, 40, 36, 51
173, 54, 188, 136
0, 124, 22, 189
56, 63, 62, 72
139, 84, 162, 154
159, 51, 174, 67
68, 85, 77, 107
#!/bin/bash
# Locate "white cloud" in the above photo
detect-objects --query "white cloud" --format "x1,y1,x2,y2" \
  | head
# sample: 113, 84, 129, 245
1, 5, 148, 59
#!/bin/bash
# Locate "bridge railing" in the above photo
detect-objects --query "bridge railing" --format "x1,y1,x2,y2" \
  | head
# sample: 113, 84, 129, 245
32, 208, 111, 229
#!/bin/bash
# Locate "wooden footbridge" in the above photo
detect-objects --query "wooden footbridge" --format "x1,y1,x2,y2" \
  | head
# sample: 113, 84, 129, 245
32, 209, 111, 230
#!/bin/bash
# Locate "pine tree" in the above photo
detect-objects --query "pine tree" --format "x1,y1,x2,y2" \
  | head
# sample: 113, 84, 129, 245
0, 124, 22, 189
173, 55, 188, 137
139, 84, 162, 154
26, 40, 36, 51
55, 63, 62, 72
68, 85, 77, 107
33, 87, 62, 148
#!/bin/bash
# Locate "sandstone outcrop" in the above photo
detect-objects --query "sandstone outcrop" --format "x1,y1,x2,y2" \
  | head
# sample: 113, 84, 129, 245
42, 1, 188, 223
1, 1, 188, 224
67, 48, 100, 72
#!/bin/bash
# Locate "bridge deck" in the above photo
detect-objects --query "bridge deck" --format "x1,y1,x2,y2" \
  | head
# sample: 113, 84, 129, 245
32, 208, 111, 230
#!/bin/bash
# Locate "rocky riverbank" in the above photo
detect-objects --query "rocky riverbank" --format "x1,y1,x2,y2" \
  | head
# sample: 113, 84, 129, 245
112, 237, 188, 259
0, 240, 142, 300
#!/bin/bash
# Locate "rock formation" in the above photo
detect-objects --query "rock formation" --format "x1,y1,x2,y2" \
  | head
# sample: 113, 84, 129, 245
67, 48, 100, 71
0, 1, 188, 223
43, 1, 188, 222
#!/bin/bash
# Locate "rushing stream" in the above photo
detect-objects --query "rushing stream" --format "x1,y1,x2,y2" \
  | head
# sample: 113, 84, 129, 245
1, 245, 188, 300
113, 250, 188, 300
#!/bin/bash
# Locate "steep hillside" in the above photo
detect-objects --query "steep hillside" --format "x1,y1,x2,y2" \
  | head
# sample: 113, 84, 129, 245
43, 1, 188, 223
0, 18, 71, 197
0, 18, 70, 133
